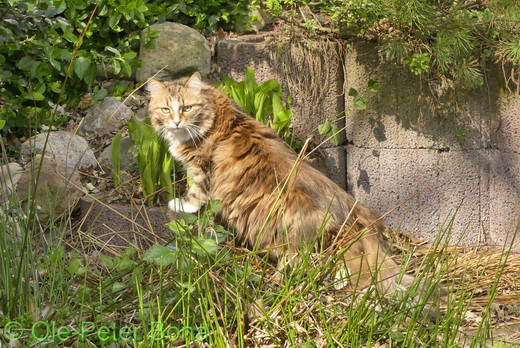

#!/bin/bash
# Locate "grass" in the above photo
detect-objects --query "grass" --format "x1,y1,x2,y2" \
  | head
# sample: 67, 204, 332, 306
1, 142, 519, 347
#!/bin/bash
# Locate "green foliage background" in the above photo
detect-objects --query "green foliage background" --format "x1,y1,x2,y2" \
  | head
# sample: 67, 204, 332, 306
0, 0, 252, 135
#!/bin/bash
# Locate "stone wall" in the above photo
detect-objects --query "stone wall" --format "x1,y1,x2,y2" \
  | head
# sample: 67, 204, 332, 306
215, 36, 520, 251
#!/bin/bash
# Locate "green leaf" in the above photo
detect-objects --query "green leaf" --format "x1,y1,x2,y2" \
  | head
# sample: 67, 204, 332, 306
330, 124, 341, 145
0, 120, 5, 130
112, 282, 126, 293
206, 200, 222, 213
67, 259, 86, 275
167, 220, 190, 234
16, 56, 37, 71
106, 46, 121, 56
143, 245, 175, 267
63, 31, 79, 43
318, 120, 332, 135
108, 14, 121, 30
100, 255, 114, 268
367, 79, 379, 92
74, 57, 90, 79
121, 60, 132, 77
389, 330, 405, 342
192, 237, 220, 257
24, 92, 45, 101
348, 88, 359, 97
111, 130, 123, 188
353, 96, 367, 110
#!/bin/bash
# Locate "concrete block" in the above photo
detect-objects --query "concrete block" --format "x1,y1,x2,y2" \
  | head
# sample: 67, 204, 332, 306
495, 95, 520, 155
376, 149, 440, 240
488, 150, 520, 249
344, 42, 493, 151
436, 151, 489, 245
322, 146, 346, 189
216, 38, 345, 147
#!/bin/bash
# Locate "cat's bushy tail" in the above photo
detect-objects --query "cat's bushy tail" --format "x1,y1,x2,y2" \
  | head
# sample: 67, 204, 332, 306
329, 216, 447, 320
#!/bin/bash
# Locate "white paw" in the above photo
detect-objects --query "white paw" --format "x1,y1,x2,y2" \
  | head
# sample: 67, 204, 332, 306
168, 198, 200, 213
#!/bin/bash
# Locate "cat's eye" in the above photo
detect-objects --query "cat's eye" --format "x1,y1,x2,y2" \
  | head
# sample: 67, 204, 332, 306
181, 105, 192, 112
161, 107, 171, 114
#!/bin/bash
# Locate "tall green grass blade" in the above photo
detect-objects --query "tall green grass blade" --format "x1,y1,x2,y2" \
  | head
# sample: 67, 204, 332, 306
111, 129, 123, 188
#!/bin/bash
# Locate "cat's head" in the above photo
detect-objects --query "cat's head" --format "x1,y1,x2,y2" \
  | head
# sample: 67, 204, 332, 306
147, 72, 215, 144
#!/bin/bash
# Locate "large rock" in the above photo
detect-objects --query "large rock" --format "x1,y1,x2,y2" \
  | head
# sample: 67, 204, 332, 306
16, 155, 84, 223
0, 162, 23, 200
21, 131, 97, 169
136, 22, 211, 82
79, 97, 133, 136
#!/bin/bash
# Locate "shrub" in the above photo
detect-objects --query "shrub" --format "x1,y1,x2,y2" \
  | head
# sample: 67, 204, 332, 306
264, 0, 520, 91
0, 0, 254, 136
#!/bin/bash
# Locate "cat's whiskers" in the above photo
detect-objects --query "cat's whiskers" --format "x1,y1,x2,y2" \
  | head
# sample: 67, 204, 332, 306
185, 125, 201, 149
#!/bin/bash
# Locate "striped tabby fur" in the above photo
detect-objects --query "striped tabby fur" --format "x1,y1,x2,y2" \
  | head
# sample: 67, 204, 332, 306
147, 72, 415, 293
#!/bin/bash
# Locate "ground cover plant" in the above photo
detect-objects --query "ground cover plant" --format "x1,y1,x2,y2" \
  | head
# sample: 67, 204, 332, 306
1, 159, 519, 346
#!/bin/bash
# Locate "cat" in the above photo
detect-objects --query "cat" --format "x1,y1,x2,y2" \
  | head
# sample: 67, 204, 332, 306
147, 71, 417, 294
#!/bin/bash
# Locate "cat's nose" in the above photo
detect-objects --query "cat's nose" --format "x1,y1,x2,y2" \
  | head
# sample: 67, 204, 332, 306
173, 120, 181, 126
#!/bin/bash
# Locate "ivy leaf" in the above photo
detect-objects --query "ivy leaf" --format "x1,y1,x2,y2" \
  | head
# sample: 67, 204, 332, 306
353, 96, 367, 110
143, 245, 175, 267
330, 124, 341, 145
368, 79, 379, 92
318, 120, 332, 134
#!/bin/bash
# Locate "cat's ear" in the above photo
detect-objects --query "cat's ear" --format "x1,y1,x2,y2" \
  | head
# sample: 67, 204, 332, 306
185, 71, 203, 90
147, 79, 166, 95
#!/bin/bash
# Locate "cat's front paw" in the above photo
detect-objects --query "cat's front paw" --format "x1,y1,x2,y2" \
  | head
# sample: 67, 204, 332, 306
168, 198, 200, 213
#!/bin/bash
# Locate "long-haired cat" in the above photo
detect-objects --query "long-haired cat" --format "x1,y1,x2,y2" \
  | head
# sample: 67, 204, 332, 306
147, 72, 416, 294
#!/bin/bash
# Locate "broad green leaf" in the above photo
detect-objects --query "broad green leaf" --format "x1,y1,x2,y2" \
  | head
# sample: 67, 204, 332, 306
271, 93, 283, 119
108, 14, 121, 30
112, 60, 121, 75
100, 255, 114, 268
106, 46, 121, 55
63, 31, 79, 43
273, 110, 292, 132
67, 259, 86, 275
318, 120, 332, 134
206, 200, 222, 213
192, 237, 220, 257
253, 92, 267, 122
256, 79, 281, 94
143, 245, 175, 267
16, 56, 37, 71
112, 282, 126, 293
353, 96, 367, 110
368, 79, 379, 92
159, 157, 174, 200
167, 220, 190, 233
348, 88, 359, 97
24, 92, 45, 101
0, 120, 6, 130
111, 130, 123, 188
74, 57, 90, 79
330, 124, 341, 145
